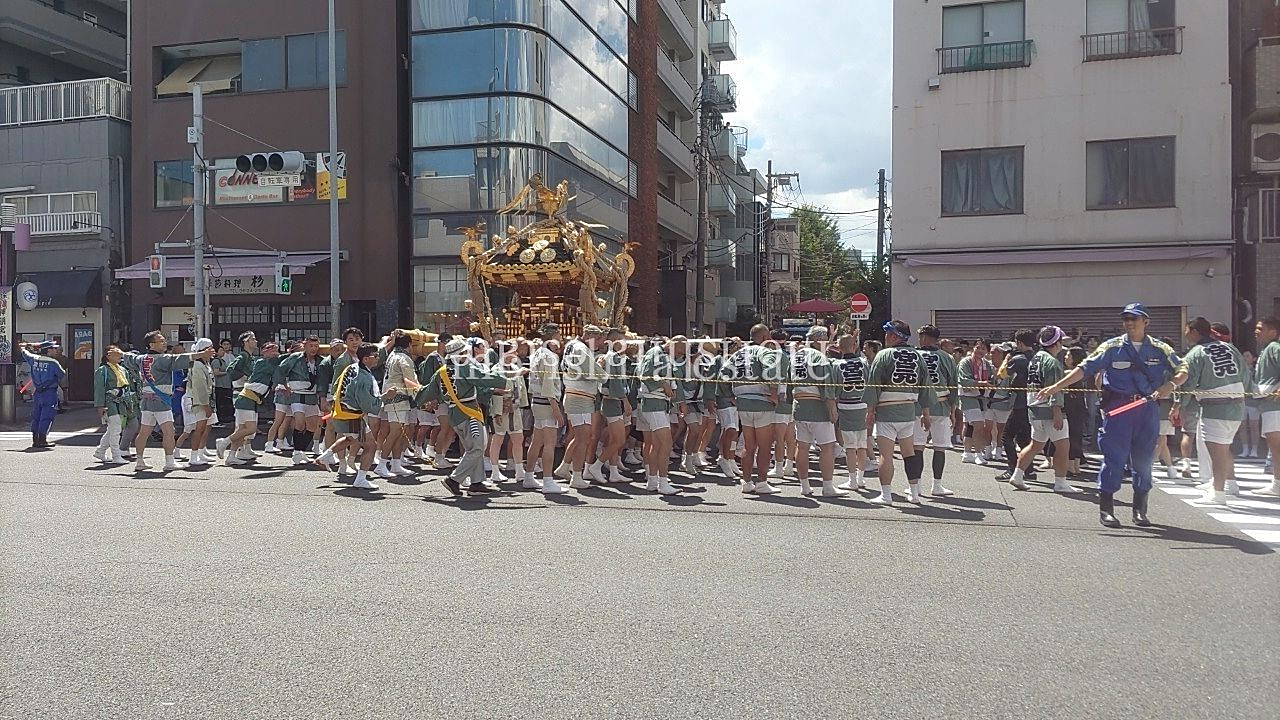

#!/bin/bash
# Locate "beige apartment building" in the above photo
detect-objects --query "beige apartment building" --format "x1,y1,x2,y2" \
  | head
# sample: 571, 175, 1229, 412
891, 0, 1232, 342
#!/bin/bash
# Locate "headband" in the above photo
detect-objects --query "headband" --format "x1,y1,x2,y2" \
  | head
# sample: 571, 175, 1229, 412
882, 321, 910, 341
1210, 328, 1231, 342
1040, 326, 1065, 347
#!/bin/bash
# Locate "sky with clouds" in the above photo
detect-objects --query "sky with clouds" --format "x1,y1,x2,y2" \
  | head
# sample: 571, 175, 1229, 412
727, 0, 892, 255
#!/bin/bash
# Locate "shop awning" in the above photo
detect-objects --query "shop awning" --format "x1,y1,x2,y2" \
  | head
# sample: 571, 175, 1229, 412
115, 252, 331, 280
16, 270, 103, 308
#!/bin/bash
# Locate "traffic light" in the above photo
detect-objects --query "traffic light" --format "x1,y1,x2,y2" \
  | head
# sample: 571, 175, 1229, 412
235, 151, 306, 174
274, 263, 292, 295
148, 254, 165, 289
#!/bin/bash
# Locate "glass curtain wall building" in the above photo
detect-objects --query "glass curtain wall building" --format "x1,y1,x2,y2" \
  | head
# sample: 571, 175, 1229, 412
409, 0, 636, 331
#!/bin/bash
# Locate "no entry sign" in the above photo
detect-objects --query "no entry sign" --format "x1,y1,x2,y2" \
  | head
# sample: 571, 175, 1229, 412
849, 293, 871, 319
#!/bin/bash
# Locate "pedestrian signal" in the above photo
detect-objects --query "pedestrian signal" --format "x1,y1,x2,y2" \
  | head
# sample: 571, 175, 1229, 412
148, 255, 165, 289
275, 263, 292, 295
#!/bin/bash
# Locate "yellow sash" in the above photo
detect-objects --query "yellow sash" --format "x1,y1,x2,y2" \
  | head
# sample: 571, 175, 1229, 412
436, 366, 484, 423
238, 387, 263, 404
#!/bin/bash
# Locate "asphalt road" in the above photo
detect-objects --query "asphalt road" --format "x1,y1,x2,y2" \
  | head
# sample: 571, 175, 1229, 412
2, 425, 1277, 720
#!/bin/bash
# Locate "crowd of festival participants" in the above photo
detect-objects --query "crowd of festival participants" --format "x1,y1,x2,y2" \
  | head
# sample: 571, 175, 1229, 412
17, 301, 1277, 527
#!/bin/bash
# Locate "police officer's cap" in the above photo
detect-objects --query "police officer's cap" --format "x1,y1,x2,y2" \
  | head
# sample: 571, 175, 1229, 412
1120, 302, 1150, 319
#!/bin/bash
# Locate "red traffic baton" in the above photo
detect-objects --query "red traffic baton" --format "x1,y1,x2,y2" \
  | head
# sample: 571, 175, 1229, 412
1105, 396, 1151, 418
19, 380, 32, 394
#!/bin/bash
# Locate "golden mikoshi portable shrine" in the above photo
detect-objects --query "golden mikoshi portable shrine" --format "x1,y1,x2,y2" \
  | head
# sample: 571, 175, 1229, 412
457, 174, 636, 340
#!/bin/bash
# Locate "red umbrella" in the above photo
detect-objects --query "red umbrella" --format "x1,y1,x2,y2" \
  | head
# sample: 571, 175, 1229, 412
788, 298, 844, 314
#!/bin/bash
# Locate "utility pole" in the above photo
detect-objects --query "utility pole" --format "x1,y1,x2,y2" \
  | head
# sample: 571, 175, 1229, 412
191, 83, 208, 339
876, 168, 887, 264
694, 105, 711, 333
764, 159, 773, 320
327, 0, 341, 339
764, 162, 799, 323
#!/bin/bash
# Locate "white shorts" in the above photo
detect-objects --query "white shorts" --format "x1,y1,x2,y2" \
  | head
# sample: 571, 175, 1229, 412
140, 409, 174, 427
841, 429, 867, 450
418, 409, 439, 426
605, 413, 627, 425
963, 407, 990, 424
383, 401, 412, 424
531, 402, 559, 429
1030, 418, 1069, 443
235, 408, 259, 425
771, 412, 793, 426
567, 412, 593, 427
991, 408, 1012, 424
795, 420, 836, 446
637, 410, 670, 432
274, 403, 290, 415
739, 410, 774, 430
1158, 419, 1174, 436
180, 395, 209, 427
492, 412, 521, 435
434, 406, 450, 420
716, 406, 739, 431
1264, 410, 1280, 435
290, 403, 321, 418
913, 417, 953, 448
1199, 418, 1241, 445
875, 420, 916, 441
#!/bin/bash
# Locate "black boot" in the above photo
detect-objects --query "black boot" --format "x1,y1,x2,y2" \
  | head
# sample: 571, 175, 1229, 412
1099, 491, 1121, 528
1132, 490, 1151, 527
30, 433, 47, 449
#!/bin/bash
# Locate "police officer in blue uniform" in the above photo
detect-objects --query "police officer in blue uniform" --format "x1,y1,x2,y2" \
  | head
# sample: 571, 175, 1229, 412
19, 341, 66, 449
1039, 303, 1180, 528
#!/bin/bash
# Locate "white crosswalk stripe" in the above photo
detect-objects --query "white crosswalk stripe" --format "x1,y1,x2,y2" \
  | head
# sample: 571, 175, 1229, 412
0, 430, 95, 443
1152, 458, 1280, 548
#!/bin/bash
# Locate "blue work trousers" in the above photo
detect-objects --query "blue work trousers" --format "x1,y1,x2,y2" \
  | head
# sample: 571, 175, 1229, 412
31, 389, 58, 436
1096, 400, 1158, 495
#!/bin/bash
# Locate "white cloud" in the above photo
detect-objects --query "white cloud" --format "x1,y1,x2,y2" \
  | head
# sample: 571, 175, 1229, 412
726, 0, 891, 253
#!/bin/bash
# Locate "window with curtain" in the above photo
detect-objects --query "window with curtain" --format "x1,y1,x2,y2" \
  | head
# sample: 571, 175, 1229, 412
1085, 0, 1177, 57
771, 252, 791, 273
941, 147, 1024, 216
941, 1, 1027, 72
1086, 137, 1175, 210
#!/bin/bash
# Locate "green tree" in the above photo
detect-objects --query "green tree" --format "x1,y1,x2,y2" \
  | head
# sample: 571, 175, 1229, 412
835, 251, 891, 338
792, 204, 891, 337
794, 206, 850, 303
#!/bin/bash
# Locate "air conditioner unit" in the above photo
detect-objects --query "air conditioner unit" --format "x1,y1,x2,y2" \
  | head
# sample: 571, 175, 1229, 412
1252, 123, 1280, 173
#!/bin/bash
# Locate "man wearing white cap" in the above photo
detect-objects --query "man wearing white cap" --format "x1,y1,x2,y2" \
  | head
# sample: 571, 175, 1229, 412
119, 331, 215, 472
177, 338, 215, 466
559, 325, 607, 489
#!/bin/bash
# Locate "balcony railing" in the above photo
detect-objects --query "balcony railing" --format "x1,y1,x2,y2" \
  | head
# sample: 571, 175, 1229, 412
938, 40, 1034, 74
708, 17, 738, 61
18, 211, 102, 236
0, 78, 130, 126
1083, 27, 1182, 61
30, 0, 126, 39
704, 73, 737, 112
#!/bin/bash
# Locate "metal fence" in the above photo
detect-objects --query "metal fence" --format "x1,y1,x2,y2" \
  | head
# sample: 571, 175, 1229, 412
938, 40, 1034, 74
19, 211, 102, 236
0, 78, 131, 127
1083, 27, 1182, 62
